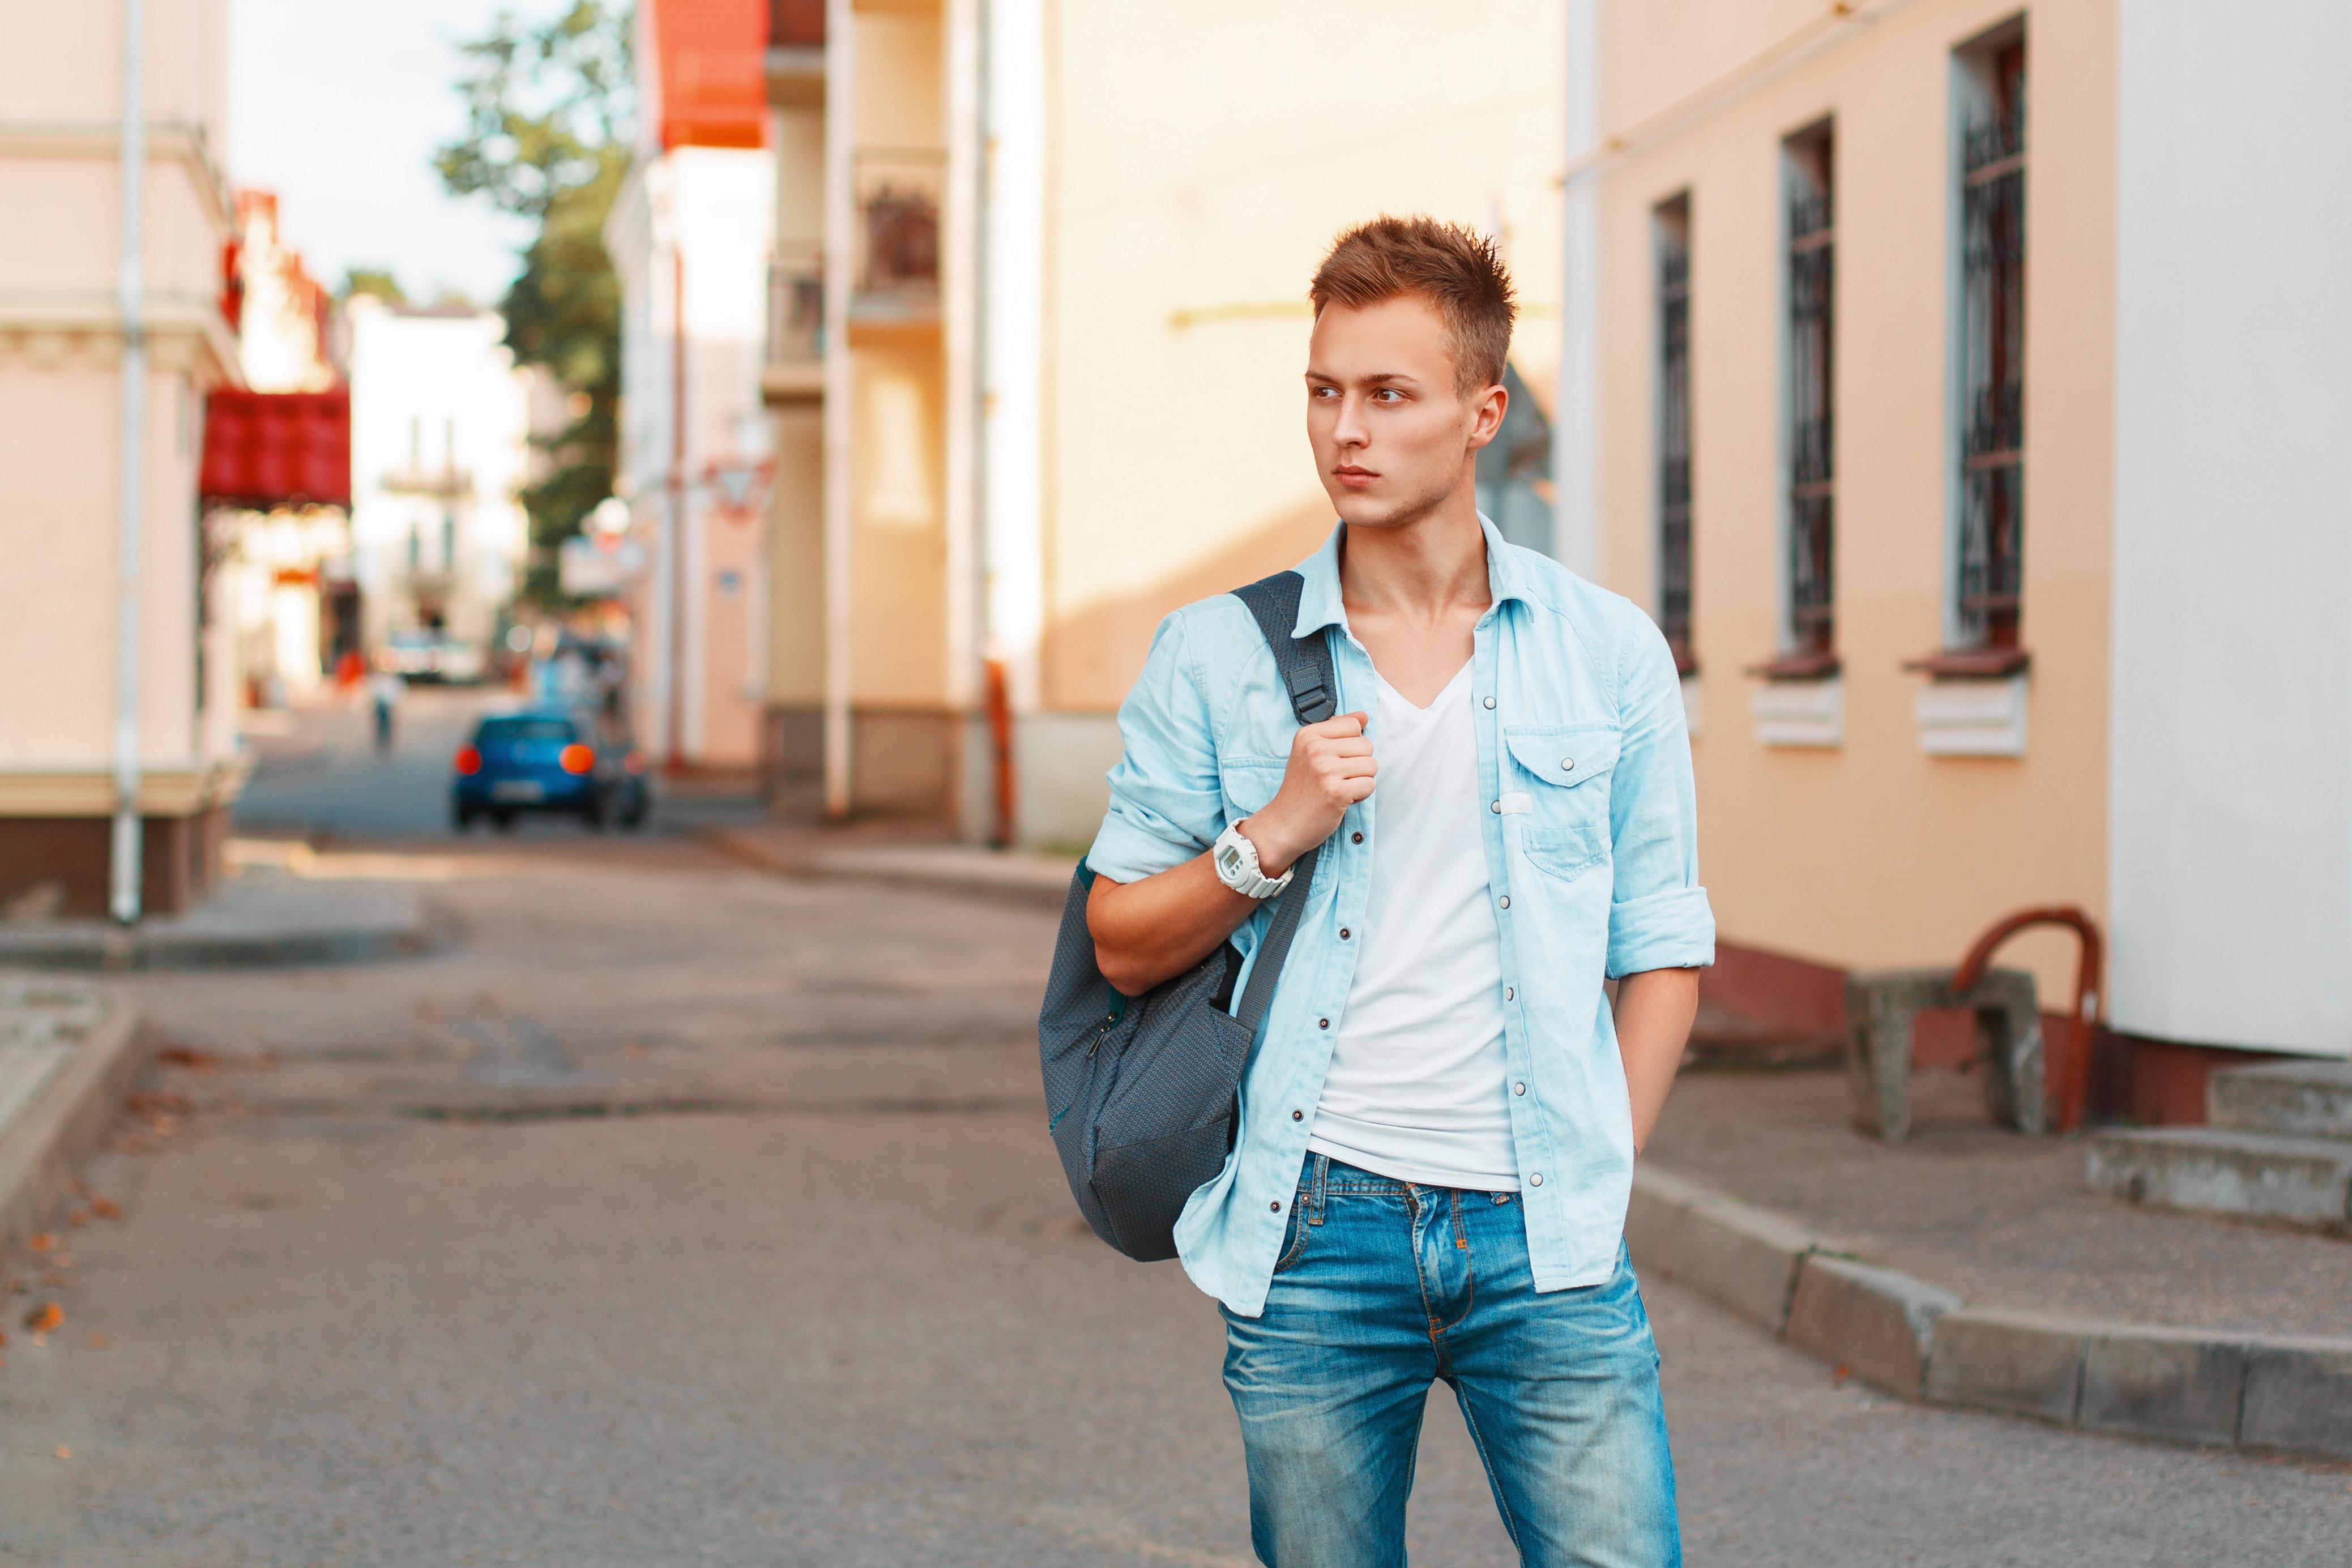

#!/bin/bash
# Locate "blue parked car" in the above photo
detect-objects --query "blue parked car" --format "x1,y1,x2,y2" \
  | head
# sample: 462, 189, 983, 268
452, 709, 649, 831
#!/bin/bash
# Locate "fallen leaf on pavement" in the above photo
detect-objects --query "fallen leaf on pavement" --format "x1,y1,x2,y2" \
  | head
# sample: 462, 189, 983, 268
53, 1446, 70, 1460
87, 1334, 110, 1349
66, 1210, 89, 1228
89, 1197, 122, 1221
27, 1233, 56, 1253
24, 1302, 62, 1334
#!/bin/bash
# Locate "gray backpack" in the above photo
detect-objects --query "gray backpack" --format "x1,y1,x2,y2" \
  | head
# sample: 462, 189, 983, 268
1038, 570, 1338, 1261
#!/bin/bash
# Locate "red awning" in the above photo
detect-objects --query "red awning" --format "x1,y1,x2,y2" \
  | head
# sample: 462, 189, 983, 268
651, 0, 768, 150
200, 389, 351, 509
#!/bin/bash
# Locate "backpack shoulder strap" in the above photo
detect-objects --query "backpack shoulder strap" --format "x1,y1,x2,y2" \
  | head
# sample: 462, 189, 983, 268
1224, 570, 1340, 1033
1230, 571, 1338, 724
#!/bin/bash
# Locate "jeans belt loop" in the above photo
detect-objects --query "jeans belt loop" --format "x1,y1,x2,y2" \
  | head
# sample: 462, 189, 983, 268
1311, 1151, 1329, 1223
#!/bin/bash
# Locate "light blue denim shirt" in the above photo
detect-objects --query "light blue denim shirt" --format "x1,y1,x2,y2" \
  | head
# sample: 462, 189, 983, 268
1085, 517, 1714, 1317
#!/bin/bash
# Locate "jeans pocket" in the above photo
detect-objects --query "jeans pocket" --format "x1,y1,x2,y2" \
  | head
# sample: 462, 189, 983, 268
1270, 1195, 1314, 1275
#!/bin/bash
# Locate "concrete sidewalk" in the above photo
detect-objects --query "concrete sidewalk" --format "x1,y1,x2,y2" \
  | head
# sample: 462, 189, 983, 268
0, 976, 152, 1257
1640, 1067, 2352, 1459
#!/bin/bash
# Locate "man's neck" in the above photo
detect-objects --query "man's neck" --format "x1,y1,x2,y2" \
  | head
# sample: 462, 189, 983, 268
1337, 486, 1491, 625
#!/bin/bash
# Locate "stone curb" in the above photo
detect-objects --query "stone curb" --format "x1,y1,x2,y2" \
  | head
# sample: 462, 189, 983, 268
0, 887, 438, 972
0, 992, 155, 1258
1628, 1164, 2352, 1463
700, 828, 1076, 911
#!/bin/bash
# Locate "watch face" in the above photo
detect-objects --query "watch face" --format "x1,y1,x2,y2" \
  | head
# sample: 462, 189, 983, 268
1216, 843, 1245, 878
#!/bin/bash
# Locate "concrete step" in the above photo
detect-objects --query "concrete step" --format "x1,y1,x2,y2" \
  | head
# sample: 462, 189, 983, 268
2209, 1059, 2352, 1139
2088, 1126, 2352, 1228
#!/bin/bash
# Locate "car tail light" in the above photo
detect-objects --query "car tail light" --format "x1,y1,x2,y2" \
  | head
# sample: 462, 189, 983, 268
558, 744, 595, 775
454, 746, 482, 775
624, 751, 646, 775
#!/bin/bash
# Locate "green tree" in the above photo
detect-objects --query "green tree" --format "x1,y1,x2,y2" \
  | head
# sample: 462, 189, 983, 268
436, 2, 635, 606
337, 266, 407, 305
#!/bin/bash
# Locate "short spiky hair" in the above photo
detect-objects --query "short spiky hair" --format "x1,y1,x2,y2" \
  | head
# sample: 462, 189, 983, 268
1308, 215, 1516, 394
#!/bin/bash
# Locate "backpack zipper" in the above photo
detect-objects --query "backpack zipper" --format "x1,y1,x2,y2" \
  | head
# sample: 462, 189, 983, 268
1084, 1008, 1120, 1059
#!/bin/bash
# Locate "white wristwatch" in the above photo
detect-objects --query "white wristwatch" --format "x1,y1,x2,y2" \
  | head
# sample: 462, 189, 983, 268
1213, 821, 1294, 900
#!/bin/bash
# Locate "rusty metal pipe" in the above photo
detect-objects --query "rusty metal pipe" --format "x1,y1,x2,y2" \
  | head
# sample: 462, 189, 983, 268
1952, 904, 2105, 1131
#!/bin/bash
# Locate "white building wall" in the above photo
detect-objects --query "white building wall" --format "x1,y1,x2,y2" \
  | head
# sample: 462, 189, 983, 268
605, 147, 774, 764
346, 300, 532, 653
2108, 0, 2352, 1056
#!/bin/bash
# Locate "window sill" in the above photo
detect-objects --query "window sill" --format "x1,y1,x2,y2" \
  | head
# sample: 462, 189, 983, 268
1901, 646, 2030, 680
1751, 675, 1843, 749
1914, 670, 2029, 757
1743, 649, 1842, 682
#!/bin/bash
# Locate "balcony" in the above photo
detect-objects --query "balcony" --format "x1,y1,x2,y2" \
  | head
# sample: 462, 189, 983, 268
763, 244, 825, 405
766, 0, 825, 105
769, 0, 825, 48
378, 464, 472, 500
852, 148, 942, 328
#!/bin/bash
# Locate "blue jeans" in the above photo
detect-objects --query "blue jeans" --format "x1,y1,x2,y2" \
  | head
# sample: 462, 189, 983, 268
1220, 1156, 1679, 1567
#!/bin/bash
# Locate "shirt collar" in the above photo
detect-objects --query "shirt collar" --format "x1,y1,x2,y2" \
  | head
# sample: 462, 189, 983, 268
1291, 512, 1529, 639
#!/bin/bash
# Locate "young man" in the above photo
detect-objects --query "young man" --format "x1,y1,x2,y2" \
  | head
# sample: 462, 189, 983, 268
1083, 216, 1711, 1567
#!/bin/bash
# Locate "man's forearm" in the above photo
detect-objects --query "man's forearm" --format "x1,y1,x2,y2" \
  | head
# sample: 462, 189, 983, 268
1086, 854, 1260, 997
1614, 967, 1700, 1153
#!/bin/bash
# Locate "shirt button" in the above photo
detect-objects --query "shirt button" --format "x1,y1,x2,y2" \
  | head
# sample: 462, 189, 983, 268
1351, 831, 1364, 844
1514, 1081, 1526, 1095
1505, 986, 1515, 1001
1498, 895, 1510, 909
1339, 928, 1351, 940
1490, 800, 1501, 814
1561, 758, 1575, 772
1292, 1109, 1303, 1121
1318, 1018, 1330, 1029
1483, 696, 1496, 709
1529, 1173, 1544, 1187
1271, 1200, 1282, 1211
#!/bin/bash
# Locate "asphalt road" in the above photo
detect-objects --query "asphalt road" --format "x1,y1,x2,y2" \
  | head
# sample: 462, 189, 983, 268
2, 721, 2347, 1564
230, 687, 763, 844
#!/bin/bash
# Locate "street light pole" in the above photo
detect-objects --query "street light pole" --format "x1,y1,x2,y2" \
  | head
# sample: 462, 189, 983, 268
110, 0, 147, 924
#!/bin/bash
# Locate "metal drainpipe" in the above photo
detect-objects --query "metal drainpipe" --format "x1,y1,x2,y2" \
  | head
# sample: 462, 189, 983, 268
110, 0, 147, 924
665, 246, 689, 774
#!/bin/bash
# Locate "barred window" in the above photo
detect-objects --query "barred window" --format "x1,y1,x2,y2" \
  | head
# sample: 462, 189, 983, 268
1956, 39, 2026, 652
1654, 194, 1694, 674
1783, 124, 1836, 665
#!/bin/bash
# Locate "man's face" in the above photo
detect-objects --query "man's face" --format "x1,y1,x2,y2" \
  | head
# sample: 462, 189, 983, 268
1305, 294, 1505, 531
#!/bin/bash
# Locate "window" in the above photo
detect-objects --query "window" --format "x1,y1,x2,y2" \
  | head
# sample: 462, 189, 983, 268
1955, 36, 2026, 655
1782, 124, 1837, 669
1654, 194, 1694, 674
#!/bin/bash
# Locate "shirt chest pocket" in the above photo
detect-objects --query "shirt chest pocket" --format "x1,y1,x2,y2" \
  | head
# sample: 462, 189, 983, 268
1501, 725, 1620, 883
1219, 757, 1287, 822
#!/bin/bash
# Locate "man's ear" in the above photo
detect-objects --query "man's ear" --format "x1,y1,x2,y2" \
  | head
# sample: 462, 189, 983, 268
1465, 379, 1509, 452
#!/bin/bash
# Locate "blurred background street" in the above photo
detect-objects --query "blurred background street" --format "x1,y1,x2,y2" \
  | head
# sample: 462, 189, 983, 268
7, 811, 2349, 1565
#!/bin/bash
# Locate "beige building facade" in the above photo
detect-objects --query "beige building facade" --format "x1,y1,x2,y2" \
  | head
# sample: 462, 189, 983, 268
1563, 0, 2351, 1084
0, 0, 245, 917
726, 0, 1569, 837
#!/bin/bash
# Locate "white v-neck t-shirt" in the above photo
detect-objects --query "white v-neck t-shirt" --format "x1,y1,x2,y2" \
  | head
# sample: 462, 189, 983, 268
1305, 662, 1519, 1191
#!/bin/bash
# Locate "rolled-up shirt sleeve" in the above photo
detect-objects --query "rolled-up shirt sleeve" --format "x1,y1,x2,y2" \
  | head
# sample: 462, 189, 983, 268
1086, 609, 1226, 885
1605, 607, 1715, 978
